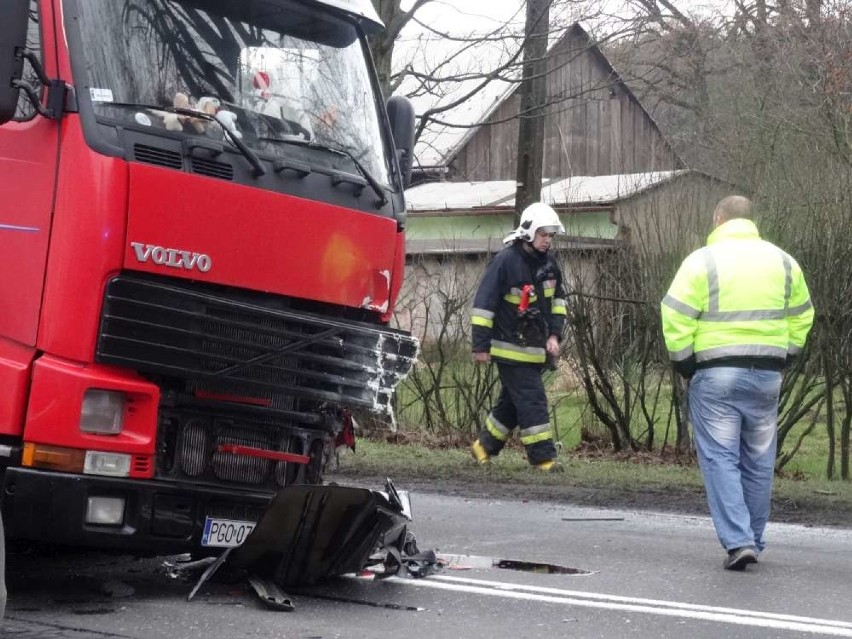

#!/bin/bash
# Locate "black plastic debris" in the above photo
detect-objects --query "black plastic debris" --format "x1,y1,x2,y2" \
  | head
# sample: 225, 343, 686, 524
361, 528, 437, 580
188, 480, 436, 610
231, 481, 409, 586
246, 575, 294, 611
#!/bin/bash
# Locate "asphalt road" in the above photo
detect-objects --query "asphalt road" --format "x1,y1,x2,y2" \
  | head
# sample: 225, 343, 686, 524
4, 488, 852, 639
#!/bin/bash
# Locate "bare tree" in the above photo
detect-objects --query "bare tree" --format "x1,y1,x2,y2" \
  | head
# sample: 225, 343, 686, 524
369, 0, 438, 98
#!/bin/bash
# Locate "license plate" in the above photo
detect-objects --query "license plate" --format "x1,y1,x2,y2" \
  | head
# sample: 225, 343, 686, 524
201, 517, 256, 548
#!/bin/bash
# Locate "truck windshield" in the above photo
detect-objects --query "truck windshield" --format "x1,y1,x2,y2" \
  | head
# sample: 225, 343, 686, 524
73, 0, 391, 185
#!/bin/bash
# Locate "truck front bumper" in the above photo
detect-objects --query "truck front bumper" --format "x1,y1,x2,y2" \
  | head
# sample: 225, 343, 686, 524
1, 467, 272, 555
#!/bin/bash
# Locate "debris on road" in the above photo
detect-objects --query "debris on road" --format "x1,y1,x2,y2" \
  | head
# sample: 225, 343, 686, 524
182, 479, 436, 611
246, 575, 294, 611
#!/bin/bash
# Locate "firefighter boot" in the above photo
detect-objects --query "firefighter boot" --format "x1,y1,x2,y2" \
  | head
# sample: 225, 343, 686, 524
535, 460, 563, 472
471, 440, 491, 465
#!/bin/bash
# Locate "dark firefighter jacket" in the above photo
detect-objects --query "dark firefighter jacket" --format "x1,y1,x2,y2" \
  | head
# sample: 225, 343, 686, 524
471, 242, 568, 364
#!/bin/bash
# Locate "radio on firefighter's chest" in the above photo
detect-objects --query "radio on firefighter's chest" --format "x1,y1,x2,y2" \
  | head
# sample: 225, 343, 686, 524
516, 283, 547, 347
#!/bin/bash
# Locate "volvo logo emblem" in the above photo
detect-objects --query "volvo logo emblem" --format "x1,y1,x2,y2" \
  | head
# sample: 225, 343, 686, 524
130, 242, 212, 272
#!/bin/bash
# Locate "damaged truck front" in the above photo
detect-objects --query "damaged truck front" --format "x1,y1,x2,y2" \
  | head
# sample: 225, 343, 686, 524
0, 0, 417, 555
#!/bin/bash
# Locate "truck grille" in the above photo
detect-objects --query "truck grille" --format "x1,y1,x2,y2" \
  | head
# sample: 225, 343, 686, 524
95, 274, 418, 414
159, 406, 314, 489
211, 425, 272, 484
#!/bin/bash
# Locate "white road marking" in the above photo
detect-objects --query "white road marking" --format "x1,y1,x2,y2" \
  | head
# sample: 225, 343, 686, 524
384, 574, 852, 636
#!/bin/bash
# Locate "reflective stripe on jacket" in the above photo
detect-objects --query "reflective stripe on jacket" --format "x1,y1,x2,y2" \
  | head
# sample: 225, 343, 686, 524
471, 242, 567, 364
661, 218, 814, 367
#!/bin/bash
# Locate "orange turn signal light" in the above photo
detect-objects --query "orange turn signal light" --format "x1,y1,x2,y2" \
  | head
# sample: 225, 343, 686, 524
22, 443, 86, 473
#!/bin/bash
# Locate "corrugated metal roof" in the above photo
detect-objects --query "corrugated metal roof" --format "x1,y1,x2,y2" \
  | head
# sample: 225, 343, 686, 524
406, 179, 517, 210
405, 170, 689, 211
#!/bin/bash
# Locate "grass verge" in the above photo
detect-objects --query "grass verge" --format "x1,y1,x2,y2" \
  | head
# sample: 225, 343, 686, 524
327, 439, 852, 528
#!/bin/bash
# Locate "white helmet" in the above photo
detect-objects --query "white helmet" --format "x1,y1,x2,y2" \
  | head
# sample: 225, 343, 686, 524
504, 202, 565, 244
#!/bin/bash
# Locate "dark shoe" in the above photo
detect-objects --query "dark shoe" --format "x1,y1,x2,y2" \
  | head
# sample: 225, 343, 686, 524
723, 546, 758, 571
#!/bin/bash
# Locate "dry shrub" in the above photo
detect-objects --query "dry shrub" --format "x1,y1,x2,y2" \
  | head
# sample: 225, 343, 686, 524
549, 357, 585, 393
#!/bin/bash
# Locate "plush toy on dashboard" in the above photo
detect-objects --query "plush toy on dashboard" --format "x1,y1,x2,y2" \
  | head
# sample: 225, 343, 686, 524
162, 91, 190, 131
216, 109, 242, 139
195, 96, 243, 139
193, 96, 219, 134
161, 93, 242, 139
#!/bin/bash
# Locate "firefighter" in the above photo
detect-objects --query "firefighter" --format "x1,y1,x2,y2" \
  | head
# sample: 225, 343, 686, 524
661, 195, 814, 570
470, 202, 569, 471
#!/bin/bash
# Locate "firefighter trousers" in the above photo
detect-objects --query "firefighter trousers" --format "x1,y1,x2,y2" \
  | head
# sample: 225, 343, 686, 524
476, 362, 557, 465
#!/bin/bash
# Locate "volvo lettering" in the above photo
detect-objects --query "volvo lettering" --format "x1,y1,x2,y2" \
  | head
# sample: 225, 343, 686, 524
130, 242, 213, 272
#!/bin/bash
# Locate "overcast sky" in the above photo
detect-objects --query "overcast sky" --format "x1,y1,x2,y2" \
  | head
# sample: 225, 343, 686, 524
398, 0, 732, 38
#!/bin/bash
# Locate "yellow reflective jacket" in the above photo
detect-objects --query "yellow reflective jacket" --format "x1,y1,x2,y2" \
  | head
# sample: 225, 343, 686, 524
661, 219, 814, 371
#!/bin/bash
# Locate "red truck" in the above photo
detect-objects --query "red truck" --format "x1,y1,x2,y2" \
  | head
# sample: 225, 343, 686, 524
0, 0, 417, 556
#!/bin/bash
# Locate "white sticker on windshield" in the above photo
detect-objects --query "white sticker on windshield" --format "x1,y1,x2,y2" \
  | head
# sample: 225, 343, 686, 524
90, 88, 114, 103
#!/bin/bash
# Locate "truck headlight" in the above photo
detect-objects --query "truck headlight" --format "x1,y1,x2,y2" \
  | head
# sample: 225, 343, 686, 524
80, 390, 125, 434
84, 451, 131, 477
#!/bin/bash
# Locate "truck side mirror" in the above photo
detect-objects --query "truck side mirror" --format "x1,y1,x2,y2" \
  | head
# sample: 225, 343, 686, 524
386, 96, 415, 189
0, 0, 29, 125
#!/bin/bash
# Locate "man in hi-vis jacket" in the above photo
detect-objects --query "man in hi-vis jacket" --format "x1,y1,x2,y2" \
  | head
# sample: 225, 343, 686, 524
470, 203, 568, 471
662, 195, 814, 571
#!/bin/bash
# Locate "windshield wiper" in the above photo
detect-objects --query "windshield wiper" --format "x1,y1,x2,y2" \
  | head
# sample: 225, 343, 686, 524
260, 137, 388, 206
173, 107, 267, 177
103, 102, 266, 177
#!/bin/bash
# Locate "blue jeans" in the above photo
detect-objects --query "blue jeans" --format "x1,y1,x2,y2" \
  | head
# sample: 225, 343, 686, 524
688, 366, 782, 552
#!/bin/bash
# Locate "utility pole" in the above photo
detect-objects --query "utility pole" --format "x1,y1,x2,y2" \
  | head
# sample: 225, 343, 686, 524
514, 0, 551, 224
